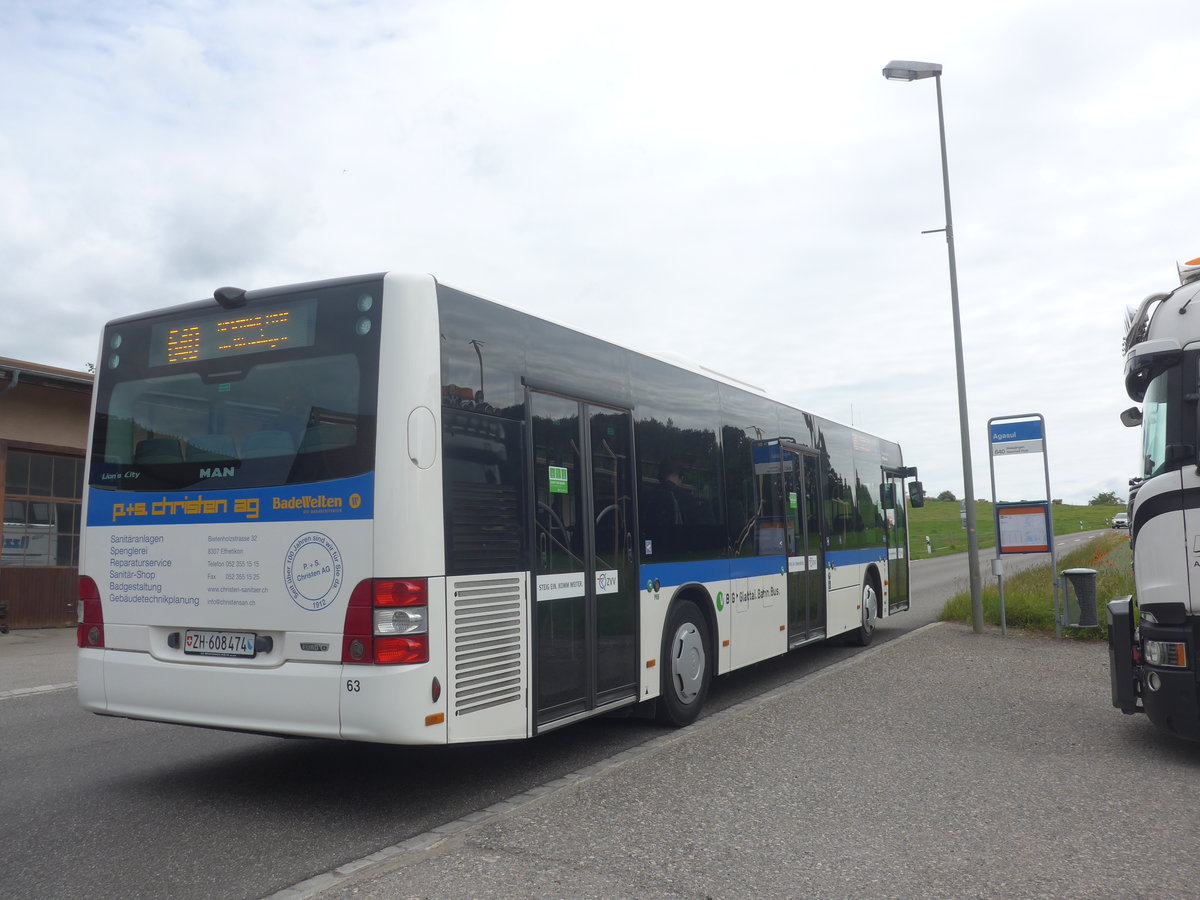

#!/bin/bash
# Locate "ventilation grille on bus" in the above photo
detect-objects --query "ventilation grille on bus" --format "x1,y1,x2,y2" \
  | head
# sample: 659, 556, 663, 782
451, 575, 524, 716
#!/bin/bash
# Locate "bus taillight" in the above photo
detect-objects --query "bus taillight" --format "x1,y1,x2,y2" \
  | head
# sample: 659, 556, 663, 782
77, 576, 104, 649
342, 578, 429, 665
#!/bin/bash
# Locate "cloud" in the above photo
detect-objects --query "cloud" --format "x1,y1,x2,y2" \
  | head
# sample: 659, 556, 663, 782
0, 0, 1193, 501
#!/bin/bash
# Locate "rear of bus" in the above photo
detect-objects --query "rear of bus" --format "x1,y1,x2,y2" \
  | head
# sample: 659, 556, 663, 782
78, 273, 450, 743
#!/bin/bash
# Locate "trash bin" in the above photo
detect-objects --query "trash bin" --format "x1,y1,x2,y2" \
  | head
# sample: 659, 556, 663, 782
1061, 568, 1098, 627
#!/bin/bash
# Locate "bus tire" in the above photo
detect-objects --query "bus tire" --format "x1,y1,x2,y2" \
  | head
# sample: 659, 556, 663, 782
850, 575, 879, 646
657, 599, 711, 727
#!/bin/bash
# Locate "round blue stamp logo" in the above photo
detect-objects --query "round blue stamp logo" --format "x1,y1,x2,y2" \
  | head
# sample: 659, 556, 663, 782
284, 532, 343, 611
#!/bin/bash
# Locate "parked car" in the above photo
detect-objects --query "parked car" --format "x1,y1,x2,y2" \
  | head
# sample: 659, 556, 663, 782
1112, 512, 1129, 529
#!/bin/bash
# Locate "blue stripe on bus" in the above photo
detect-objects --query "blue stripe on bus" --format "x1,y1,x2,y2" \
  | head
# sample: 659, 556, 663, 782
86, 473, 375, 527
640, 547, 888, 591
827, 547, 888, 566
640, 557, 782, 589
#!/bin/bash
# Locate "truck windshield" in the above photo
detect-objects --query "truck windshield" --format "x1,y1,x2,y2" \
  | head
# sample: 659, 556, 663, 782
1141, 367, 1171, 478
89, 279, 381, 492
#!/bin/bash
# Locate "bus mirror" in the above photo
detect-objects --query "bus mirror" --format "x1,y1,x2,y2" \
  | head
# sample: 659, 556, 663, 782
908, 481, 925, 508
1120, 407, 1142, 428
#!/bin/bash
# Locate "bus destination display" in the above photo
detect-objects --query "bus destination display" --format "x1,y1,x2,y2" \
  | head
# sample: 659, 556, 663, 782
151, 298, 317, 365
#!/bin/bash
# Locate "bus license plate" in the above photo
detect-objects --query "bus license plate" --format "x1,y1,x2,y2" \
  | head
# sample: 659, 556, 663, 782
184, 629, 257, 658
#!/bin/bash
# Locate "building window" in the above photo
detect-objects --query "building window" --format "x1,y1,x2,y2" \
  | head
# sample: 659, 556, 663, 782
2, 450, 83, 567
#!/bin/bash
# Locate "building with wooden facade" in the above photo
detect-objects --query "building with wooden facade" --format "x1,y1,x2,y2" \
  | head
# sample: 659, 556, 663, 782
1, 357, 93, 629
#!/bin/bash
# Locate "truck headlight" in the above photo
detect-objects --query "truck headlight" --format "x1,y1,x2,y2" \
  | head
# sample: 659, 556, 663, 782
1143, 640, 1188, 668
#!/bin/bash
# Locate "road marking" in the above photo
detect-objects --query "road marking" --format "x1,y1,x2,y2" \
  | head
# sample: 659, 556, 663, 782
0, 682, 76, 701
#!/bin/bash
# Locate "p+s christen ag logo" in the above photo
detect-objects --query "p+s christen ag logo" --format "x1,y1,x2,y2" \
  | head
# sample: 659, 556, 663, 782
283, 532, 344, 611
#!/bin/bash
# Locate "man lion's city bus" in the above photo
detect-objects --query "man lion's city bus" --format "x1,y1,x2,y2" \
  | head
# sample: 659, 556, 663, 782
78, 273, 921, 744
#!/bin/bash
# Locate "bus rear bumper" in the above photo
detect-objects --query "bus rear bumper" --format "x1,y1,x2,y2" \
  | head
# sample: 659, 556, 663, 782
79, 647, 343, 738
78, 648, 451, 744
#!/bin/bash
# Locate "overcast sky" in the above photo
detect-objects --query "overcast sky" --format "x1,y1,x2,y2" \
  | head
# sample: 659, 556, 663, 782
4, 0, 1197, 504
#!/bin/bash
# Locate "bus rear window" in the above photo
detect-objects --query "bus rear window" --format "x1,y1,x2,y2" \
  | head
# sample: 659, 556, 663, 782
89, 279, 381, 491
91, 354, 374, 491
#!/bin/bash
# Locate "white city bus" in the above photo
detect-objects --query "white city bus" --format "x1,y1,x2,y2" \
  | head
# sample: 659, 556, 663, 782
78, 273, 920, 744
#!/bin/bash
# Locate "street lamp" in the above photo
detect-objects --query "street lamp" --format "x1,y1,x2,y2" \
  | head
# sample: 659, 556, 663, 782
882, 59, 984, 634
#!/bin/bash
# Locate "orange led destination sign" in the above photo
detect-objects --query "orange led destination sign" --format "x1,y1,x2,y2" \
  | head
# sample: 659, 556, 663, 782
151, 297, 316, 366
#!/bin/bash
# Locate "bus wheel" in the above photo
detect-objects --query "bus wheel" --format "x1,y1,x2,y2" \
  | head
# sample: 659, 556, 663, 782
657, 599, 711, 727
850, 577, 878, 646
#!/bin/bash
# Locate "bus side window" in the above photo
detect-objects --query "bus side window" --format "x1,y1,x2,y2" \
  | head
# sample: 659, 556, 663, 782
443, 410, 526, 576
639, 481, 675, 529
638, 464, 722, 561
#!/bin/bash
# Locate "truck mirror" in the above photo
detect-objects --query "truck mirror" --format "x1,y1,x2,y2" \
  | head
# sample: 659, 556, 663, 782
1120, 407, 1142, 428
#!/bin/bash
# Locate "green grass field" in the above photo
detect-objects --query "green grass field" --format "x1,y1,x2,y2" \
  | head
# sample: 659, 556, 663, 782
907, 500, 1124, 560
939, 531, 1132, 640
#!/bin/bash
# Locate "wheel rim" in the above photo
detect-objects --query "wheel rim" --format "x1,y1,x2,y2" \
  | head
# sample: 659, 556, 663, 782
861, 583, 877, 635
669, 621, 706, 705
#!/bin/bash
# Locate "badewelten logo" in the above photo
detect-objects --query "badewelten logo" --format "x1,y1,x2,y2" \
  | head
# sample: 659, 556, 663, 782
283, 532, 344, 611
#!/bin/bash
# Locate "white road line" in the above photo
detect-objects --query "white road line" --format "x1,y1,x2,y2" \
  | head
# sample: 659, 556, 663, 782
0, 682, 76, 701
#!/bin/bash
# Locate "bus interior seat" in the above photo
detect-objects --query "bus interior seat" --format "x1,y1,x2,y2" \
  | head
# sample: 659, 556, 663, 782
134, 438, 183, 465
186, 434, 237, 462
242, 430, 296, 459
298, 423, 357, 453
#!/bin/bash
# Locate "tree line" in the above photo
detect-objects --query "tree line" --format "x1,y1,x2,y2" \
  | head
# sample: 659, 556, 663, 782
928, 489, 1124, 505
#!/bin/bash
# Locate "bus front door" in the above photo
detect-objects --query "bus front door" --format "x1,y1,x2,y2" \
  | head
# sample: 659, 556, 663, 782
530, 391, 638, 727
784, 446, 826, 646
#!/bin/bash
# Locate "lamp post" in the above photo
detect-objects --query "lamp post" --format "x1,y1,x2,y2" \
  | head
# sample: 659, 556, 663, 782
882, 60, 983, 634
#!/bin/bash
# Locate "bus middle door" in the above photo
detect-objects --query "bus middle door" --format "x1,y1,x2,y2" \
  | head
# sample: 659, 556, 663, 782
784, 445, 827, 646
530, 390, 638, 728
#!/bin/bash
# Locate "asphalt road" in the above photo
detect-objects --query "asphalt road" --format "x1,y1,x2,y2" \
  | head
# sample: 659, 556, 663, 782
0, 532, 1108, 900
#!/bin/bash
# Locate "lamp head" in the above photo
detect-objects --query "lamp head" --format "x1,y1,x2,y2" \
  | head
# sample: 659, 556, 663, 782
882, 60, 943, 82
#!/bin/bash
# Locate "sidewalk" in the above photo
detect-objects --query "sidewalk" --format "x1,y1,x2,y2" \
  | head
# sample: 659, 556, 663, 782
0, 627, 77, 696
292, 623, 1200, 900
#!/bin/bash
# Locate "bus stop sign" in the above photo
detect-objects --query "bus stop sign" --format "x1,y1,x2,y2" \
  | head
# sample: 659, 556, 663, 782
990, 419, 1044, 455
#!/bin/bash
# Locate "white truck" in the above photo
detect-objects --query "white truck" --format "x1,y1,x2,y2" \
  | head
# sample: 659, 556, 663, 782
1109, 256, 1200, 741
